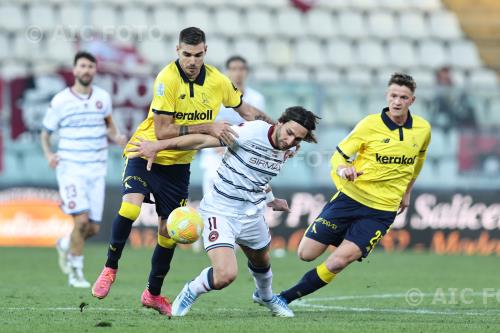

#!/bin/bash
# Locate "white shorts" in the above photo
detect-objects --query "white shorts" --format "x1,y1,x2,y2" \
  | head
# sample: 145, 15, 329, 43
200, 208, 271, 252
56, 164, 105, 223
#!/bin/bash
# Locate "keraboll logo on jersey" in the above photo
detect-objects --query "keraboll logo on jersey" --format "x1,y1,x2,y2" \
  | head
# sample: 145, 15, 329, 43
175, 110, 213, 121
376, 153, 417, 165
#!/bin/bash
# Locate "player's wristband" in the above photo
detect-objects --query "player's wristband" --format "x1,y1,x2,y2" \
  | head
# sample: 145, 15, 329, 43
265, 191, 275, 203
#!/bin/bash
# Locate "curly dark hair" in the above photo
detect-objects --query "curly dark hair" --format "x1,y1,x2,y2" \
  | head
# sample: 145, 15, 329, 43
278, 106, 321, 143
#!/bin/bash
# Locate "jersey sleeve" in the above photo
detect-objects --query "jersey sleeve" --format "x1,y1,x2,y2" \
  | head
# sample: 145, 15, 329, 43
150, 71, 177, 116
220, 75, 243, 108
413, 125, 431, 179
336, 117, 370, 161
42, 96, 62, 132
229, 121, 259, 146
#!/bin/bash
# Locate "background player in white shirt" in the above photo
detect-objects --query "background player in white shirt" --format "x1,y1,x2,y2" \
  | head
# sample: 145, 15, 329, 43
200, 55, 266, 197
40, 51, 127, 288
127, 106, 320, 317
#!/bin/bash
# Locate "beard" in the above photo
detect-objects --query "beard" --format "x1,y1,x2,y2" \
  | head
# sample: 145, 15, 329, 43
77, 76, 92, 87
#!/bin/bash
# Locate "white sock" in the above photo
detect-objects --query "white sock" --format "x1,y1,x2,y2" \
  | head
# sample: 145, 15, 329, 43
59, 235, 70, 252
69, 255, 84, 270
188, 267, 213, 296
249, 264, 273, 301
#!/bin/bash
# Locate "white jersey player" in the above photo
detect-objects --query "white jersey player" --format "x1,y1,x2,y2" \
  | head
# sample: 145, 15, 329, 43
40, 51, 126, 288
127, 106, 320, 317
200, 55, 265, 196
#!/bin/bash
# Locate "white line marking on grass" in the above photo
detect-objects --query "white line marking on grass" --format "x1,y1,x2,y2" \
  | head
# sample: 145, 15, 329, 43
292, 292, 499, 316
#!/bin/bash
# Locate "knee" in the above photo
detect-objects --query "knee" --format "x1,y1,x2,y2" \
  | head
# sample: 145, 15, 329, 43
213, 267, 237, 289
87, 224, 100, 237
327, 255, 353, 273
74, 218, 89, 232
297, 248, 317, 262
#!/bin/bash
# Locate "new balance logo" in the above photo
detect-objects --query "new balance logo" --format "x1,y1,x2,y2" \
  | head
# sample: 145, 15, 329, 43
382, 138, 390, 143
179, 94, 186, 99
175, 110, 213, 121
376, 153, 417, 165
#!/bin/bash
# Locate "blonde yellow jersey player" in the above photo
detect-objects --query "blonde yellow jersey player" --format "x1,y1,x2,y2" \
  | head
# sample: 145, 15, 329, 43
91, 27, 272, 316
278, 73, 431, 306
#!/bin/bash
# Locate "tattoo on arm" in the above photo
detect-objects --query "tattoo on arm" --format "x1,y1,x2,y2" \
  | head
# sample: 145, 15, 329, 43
179, 126, 189, 136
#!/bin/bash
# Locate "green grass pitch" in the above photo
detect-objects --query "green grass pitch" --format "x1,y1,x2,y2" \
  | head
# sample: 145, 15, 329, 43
1, 245, 499, 333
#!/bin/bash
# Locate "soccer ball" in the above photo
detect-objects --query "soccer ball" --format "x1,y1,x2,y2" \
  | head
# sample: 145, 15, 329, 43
166, 206, 204, 244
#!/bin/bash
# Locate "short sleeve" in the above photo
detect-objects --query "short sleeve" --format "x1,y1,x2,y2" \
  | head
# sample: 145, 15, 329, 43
221, 75, 243, 108
336, 117, 370, 160
150, 72, 177, 115
42, 97, 61, 132
230, 121, 258, 145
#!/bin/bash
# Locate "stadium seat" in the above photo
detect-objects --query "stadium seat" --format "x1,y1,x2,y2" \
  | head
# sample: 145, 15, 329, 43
450, 68, 467, 86
448, 41, 482, 69
252, 65, 280, 81
12, 34, 44, 61
365, 94, 387, 113
304, 9, 338, 39
326, 39, 356, 67
429, 11, 463, 40
418, 40, 449, 69
0, 33, 9, 61
408, 69, 435, 87
91, 4, 119, 31
314, 68, 343, 84
205, 37, 231, 68
264, 38, 293, 67
0, 61, 29, 80
387, 40, 419, 68
374, 67, 401, 85
46, 38, 76, 63
436, 159, 458, 183
377, 0, 408, 11
282, 67, 311, 82
356, 40, 386, 69
409, 0, 442, 10
398, 12, 430, 40
429, 128, 449, 157
28, 4, 56, 31
367, 11, 398, 39
0, 3, 25, 31
122, 6, 150, 32
487, 98, 500, 126
316, 0, 350, 10
233, 38, 264, 66
213, 7, 245, 37
294, 38, 323, 67
330, 94, 365, 126
338, 10, 367, 40
245, 8, 274, 38
468, 69, 499, 87
252, 0, 289, 9
350, 0, 378, 10
183, 7, 214, 35
59, 4, 84, 27
276, 8, 307, 38
153, 7, 182, 36
138, 39, 169, 66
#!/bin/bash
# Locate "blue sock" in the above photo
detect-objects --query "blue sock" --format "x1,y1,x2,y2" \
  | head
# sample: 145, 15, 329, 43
105, 214, 134, 269
280, 268, 327, 304
147, 245, 175, 296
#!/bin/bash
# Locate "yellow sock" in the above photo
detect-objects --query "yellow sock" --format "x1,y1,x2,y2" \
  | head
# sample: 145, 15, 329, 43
316, 262, 336, 284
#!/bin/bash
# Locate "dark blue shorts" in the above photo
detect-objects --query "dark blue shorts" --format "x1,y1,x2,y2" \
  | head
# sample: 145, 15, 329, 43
304, 192, 397, 258
122, 157, 190, 219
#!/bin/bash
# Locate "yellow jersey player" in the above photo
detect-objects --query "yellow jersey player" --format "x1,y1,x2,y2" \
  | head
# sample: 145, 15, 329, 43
91, 27, 272, 316
278, 73, 431, 306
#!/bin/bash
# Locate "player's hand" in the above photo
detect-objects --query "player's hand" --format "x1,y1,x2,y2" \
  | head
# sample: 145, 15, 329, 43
397, 192, 411, 215
337, 166, 363, 181
267, 198, 291, 212
114, 133, 128, 148
126, 137, 158, 171
285, 143, 300, 159
210, 122, 237, 146
45, 152, 59, 169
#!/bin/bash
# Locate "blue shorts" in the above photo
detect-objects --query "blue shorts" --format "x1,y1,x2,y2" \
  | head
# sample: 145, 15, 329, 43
304, 192, 397, 258
122, 158, 190, 219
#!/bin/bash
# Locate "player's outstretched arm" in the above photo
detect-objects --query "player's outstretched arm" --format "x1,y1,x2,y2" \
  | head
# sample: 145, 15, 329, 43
234, 101, 274, 124
127, 135, 222, 171
105, 115, 127, 147
40, 129, 59, 169
154, 113, 237, 145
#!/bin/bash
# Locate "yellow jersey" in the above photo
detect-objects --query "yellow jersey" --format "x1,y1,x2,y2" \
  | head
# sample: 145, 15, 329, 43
125, 60, 242, 165
331, 108, 431, 211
